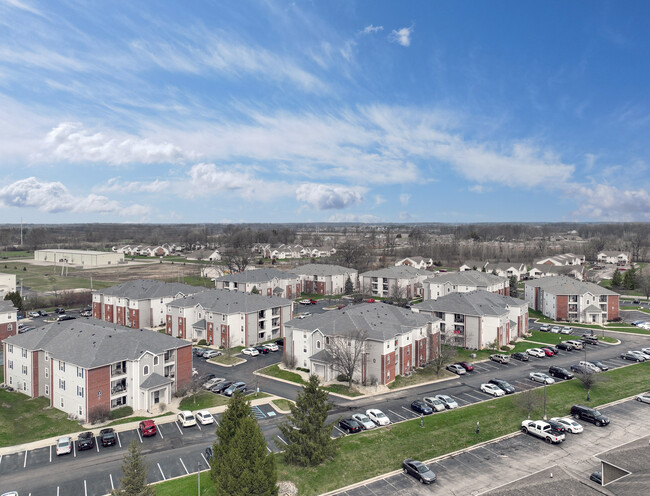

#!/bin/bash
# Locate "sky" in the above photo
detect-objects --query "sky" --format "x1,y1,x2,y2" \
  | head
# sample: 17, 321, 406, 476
0, 0, 649, 224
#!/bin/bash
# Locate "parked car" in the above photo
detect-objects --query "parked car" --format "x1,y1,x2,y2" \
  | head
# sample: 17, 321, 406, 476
195, 410, 215, 425
541, 348, 555, 357
423, 396, 446, 412
521, 420, 565, 444
579, 361, 602, 373
29, 311, 40, 318
411, 400, 434, 415
297, 312, 312, 319
298, 299, 311, 305
254, 345, 270, 354
570, 364, 592, 374
560, 326, 573, 335
402, 458, 437, 484
511, 352, 529, 361
539, 324, 550, 332
546, 419, 567, 435
210, 381, 234, 394
490, 353, 510, 364
77, 431, 95, 451
550, 326, 561, 333
488, 379, 515, 394
80, 310, 92, 317
630, 350, 650, 360
446, 363, 466, 375
275, 339, 284, 347
205, 447, 213, 462
242, 348, 259, 356
565, 340, 584, 350
455, 361, 474, 372
642, 347, 650, 355
621, 351, 645, 362
590, 471, 602, 484
570, 405, 610, 426
57, 314, 76, 321
351, 413, 376, 429
526, 348, 545, 358
557, 342, 575, 351
263, 343, 279, 352
203, 377, 226, 390
548, 366, 573, 380
200, 373, 216, 382
480, 383, 505, 397
529, 372, 555, 384
635, 392, 650, 404
193, 348, 206, 357
203, 350, 222, 359
38, 310, 48, 316
139, 420, 157, 437
550, 417, 583, 434
434, 394, 458, 409
338, 418, 362, 433
223, 382, 247, 396
177, 411, 197, 427
543, 345, 559, 354
590, 360, 609, 371
581, 334, 599, 345
55, 307, 65, 314
56, 437, 73, 456
99, 428, 117, 446
366, 408, 390, 426
192, 368, 198, 377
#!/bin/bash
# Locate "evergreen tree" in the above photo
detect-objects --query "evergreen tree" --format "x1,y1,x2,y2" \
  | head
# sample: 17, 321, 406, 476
509, 276, 518, 298
211, 392, 277, 496
611, 269, 623, 288
111, 441, 155, 496
3, 291, 23, 311
278, 374, 336, 466
623, 267, 637, 290
344, 276, 354, 295
251, 286, 259, 294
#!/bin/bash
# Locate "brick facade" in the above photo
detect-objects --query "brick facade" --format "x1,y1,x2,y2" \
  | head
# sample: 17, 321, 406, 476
0, 321, 16, 343
31, 351, 39, 398
86, 365, 110, 420
556, 295, 569, 321
175, 345, 193, 391
607, 295, 620, 321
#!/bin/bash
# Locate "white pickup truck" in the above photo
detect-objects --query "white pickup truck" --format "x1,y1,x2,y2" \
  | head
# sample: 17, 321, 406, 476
521, 420, 565, 444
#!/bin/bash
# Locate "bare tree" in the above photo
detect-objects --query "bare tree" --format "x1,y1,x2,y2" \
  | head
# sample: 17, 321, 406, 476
514, 389, 543, 419
222, 249, 252, 273
574, 372, 604, 401
429, 344, 458, 376
327, 329, 369, 389
335, 240, 367, 269
627, 231, 648, 263
389, 282, 407, 306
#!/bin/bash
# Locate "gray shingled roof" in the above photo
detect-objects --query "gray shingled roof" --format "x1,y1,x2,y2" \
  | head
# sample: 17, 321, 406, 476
595, 435, 650, 494
524, 275, 618, 296
424, 270, 506, 287
414, 290, 526, 317
286, 302, 437, 341
361, 265, 429, 278
192, 319, 206, 329
0, 300, 16, 312
215, 268, 298, 283
293, 263, 356, 276
583, 305, 602, 313
99, 279, 205, 299
3, 319, 189, 369
531, 264, 584, 276
168, 288, 291, 314
140, 373, 172, 390
309, 349, 333, 362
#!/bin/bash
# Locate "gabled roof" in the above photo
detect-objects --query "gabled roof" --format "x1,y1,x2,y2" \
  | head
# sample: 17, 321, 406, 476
361, 265, 429, 279
168, 288, 291, 314
286, 302, 437, 341
292, 263, 357, 276
3, 320, 190, 369
215, 268, 298, 283
0, 300, 16, 312
192, 319, 206, 329
530, 264, 584, 276
98, 279, 205, 300
309, 349, 333, 363
414, 290, 526, 317
140, 373, 172, 390
424, 270, 506, 287
524, 275, 618, 296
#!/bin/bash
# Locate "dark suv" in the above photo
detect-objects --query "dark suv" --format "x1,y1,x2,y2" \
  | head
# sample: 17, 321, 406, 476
488, 379, 515, 394
77, 431, 95, 451
570, 405, 610, 427
549, 366, 573, 380
99, 428, 116, 447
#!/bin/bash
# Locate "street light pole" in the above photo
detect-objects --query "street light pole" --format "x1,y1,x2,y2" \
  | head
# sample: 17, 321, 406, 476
198, 462, 202, 495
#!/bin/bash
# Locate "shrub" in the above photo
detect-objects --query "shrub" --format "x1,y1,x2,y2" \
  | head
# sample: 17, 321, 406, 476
174, 387, 189, 398
197, 339, 207, 345
297, 367, 310, 373
109, 406, 134, 420
336, 374, 350, 383
88, 406, 110, 424
610, 317, 622, 322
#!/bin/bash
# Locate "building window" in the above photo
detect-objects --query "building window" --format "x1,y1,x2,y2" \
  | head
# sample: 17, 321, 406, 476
45, 353, 49, 362
77, 386, 84, 398
387, 356, 390, 365
45, 385, 49, 395
59, 379, 66, 390
8, 344, 13, 353
79, 406, 83, 417
154, 356, 159, 366
45, 368, 49, 378
59, 361, 66, 372
316, 340, 322, 349
23, 382, 26, 391
77, 367, 84, 378
8, 360, 13, 370
22, 365, 27, 375
143, 365, 150, 376
60, 398, 64, 408
8, 376, 12, 385
22, 349, 27, 358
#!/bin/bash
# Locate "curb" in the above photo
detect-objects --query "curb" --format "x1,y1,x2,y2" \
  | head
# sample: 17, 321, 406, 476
207, 357, 247, 368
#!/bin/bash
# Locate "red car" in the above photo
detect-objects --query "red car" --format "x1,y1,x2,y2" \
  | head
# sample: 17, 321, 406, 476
542, 348, 555, 357
309, 299, 318, 304
455, 361, 474, 372
365, 299, 376, 303
139, 420, 157, 437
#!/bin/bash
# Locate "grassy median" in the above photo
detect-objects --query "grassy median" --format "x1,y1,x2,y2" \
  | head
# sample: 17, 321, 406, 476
154, 360, 650, 495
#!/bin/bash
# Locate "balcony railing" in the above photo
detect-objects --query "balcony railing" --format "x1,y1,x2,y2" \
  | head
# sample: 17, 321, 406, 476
111, 367, 126, 377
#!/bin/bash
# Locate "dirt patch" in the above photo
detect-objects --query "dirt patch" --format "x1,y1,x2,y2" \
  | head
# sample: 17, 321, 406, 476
88, 261, 204, 283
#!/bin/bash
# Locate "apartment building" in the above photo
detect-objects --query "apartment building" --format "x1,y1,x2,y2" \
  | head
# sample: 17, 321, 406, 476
596, 251, 630, 264
165, 289, 293, 347
0, 273, 17, 298
214, 268, 301, 298
359, 265, 429, 298
0, 300, 18, 342
528, 264, 585, 281
2, 320, 192, 421
459, 262, 526, 281
534, 253, 584, 266
292, 263, 358, 295
92, 279, 205, 328
422, 271, 509, 300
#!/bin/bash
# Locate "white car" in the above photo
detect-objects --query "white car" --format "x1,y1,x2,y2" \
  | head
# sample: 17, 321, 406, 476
242, 347, 260, 356
298, 312, 312, 319
434, 394, 458, 409
56, 436, 72, 456
29, 311, 40, 318
351, 413, 376, 429
177, 411, 197, 427
446, 363, 466, 375
539, 324, 550, 332
203, 377, 226, 390
526, 348, 545, 358
195, 410, 215, 425
263, 343, 279, 352
365, 408, 390, 426
529, 372, 555, 384
630, 350, 650, 360
635, 393, 650, 404
550, 417, 583, 434
560, 326, 573, 334
480, 383, 505, 397
579, 361, 602, 373
423, 397, 446, 412
298, 299, 312, 305
641, 347, 650, 355
550, 326, 561, 333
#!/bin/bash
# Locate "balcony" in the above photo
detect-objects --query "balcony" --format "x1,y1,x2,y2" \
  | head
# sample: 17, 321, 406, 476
454, 315, 465, 324
164, 351, 174, 363
111, 361, 127, 377
111, 379, 127, 395
164, 365, 175, 379
272, 308, 280, 316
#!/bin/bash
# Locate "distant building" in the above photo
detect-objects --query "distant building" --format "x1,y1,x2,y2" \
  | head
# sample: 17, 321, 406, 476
214, 268, 301, 298
596, 251, 630, 265
460, 262, 526, 281
359, 265, 429, 298
292, 264, 358, 295
92, 280, 206, 328
34, 249, 124, 266
0, 273, 17, 298
2, 320, 192, 421
395, 256, 434, 270
422, 271, 509, 300
534, 253, 584, 266
528, 264, 585, 281
524, 276, 619, 323
0, 299, 18, 342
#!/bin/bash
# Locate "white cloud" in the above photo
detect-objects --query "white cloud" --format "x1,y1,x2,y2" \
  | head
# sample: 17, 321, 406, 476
296, 183, 365, 210
42, 122, 194, 165
2, 0, 45, 17
340, 40, 357, 62
389, 26, 413, 47
469, 185, 490, 193
361, 24, 384, 35
374, 194, 386, 206
0, 177, 150, 216
97, 177, 170, 194
400, 193, 410, 206
327, 213, 380, 223
567, 183, 650, 221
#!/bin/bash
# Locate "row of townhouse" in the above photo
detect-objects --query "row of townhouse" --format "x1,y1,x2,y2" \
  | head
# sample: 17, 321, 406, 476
422, 271, 509, 300
460, 261, 527, 281
165, 289, 293, 347
0, 299, 18, 342
528, 264, 585, 281
461, 257, 587, 281
113, 243, 212, 256
394, 256, 435, 270
284, 303, 441, 386
251, 243, 336, 259
2, 320, 192, 422
92, 280, 206, 328
413, 290, 528, 349
534, 253, 585, 266
596, 251, 630, 264
524, 276, 619, 324
293, 264, 358, 295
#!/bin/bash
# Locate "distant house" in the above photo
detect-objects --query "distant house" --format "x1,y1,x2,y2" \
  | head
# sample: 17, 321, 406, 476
596, 251, 630, 265
524, 276, 619, 323
413, 290, 529, 349
92, 280, 206, 328
292, 264, 358, 295
422, 271, 509, 300
395, 256, 434, 270
214, 268, 301, 298
459, 260, 490, 272
0, 299, 18, 342
528, 264, 585, 281
534, 253, 584, 266
359, 265, 430, 299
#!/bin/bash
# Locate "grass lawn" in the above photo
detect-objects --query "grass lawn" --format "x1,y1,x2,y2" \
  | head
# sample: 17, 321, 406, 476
525, 330, 618, 346
323, 384, 363, 397
388, 365, 454, 390
528, 309, 554, 323
602, 326, 650, 335
511, 341, 547, 353
0, 262, 118, 292
621, 307, 650, 314
258, 364, 307, 385
106, 412, 174, 427
155, 470, 213, 496
208, 355, 245, 366
454, 348, 498, 362
156, 361, 650, 496
271, 399, 294, 411
179, 391, 230, 411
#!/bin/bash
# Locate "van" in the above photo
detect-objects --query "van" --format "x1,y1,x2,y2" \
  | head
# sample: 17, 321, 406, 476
570, 405, 609, 427
565, 340, 584, 350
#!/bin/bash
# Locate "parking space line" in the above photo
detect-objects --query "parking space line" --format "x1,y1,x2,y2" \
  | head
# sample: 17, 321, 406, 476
57, 487, 59, 496
23, 449, 27, 468
464, 393, 483, 402
196, 422, 202, 431
175, 422, 183, 435
387, 409, 407, 420
201, 453, 209, 467
110, 473, 115, 490
157, 462, 166, 480
137, 429, 143, 443
116, 431, 122, 448
179, 457, 189, 475
267, 446, 272, 453
454, 397, 469, 405
333, 425, 347, 436
400, 406, 419, 417
49, 446, 52, 462
276, 435, 288, 445
96, 437, 100, 452
84, 479, 88, 496
158, 425, 164, 439
0, 454, 2, 465
73, 442, 77, 457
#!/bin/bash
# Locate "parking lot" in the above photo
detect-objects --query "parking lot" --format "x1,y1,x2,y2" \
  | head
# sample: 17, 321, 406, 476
329, 397, 650, 496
